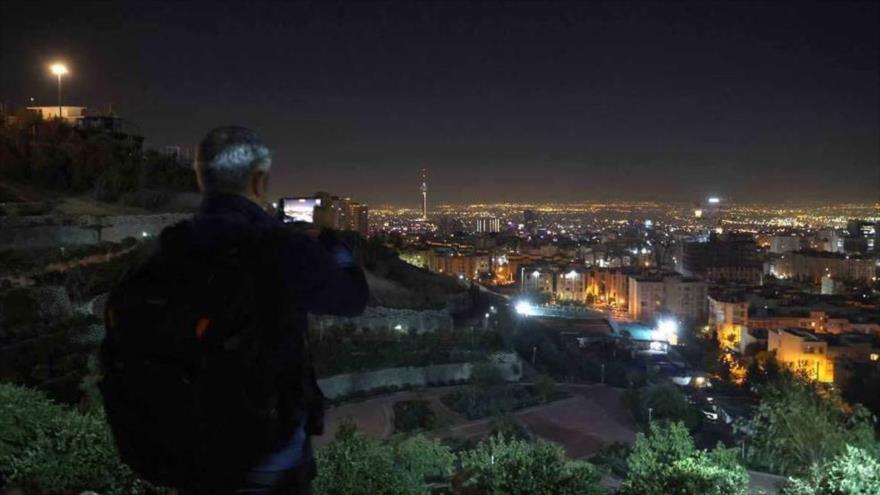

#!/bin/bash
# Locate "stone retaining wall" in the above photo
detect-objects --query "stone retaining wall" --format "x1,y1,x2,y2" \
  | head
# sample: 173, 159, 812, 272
311, 306, 454, 334
0, 213, 190, 249
317, 351, 522, 399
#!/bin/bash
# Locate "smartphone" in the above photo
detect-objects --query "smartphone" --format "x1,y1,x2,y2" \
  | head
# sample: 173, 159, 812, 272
278, 197, 322, 223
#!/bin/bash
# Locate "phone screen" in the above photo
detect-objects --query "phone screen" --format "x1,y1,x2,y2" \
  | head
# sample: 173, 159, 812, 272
279, 197, 322, 223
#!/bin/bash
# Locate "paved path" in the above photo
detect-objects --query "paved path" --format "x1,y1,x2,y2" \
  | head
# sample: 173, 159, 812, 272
317, 382, 638, 460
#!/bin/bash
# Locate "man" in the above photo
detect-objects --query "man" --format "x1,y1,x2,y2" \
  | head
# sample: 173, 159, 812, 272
100, 126, 368, 494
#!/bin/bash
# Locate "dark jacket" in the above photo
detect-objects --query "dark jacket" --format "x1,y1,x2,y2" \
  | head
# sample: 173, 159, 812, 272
189, 194, 368, 478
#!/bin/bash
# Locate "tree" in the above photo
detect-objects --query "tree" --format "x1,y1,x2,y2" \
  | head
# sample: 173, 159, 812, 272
626, 381, 700, 430
779, 446, 880, 495
456, 434, 603, 495
312, 424, 454, 495
744, 350, 782, 391
739, 377, 878, 476
621, 421, 749, 495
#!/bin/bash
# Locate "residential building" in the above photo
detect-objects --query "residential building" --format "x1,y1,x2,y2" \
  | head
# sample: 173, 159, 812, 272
628, 273, 707, 323
768, 328, 879, 384
769, 235, 802, 254
678, 232, 762, 284
709, 293, 749, 350
475, 217, 502, 233
27, 105, 86, 122
771, 251, 876, 284
768, 328, 833, 383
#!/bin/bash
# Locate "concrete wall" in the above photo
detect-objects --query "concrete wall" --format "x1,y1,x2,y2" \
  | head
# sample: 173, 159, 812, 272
0, 213, 190, 249
311, 306, 454, 334
317, 351, 522, 399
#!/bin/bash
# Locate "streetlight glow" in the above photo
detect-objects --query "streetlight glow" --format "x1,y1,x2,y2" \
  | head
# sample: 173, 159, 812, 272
50, 63, 68, 75
515, 301, 535, 316
49, 62, 69, 119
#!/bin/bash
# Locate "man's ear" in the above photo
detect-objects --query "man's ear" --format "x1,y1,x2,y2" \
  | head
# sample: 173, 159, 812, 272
250, 170, 269, 200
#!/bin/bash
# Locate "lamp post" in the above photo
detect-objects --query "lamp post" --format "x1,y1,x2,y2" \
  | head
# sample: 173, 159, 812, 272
49, 63, 68, 119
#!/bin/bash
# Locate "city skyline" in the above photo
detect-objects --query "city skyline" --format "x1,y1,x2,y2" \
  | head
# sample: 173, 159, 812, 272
1, 1, 878, 206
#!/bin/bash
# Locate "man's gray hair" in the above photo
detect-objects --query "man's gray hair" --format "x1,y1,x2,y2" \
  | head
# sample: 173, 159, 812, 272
194, 126, 272, 193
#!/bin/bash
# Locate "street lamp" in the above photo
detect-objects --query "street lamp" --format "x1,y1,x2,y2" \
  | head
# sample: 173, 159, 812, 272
49, 63, 68, 119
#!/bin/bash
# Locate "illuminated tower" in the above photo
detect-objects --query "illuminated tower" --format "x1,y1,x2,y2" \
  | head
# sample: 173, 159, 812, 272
420, 168, 428, 220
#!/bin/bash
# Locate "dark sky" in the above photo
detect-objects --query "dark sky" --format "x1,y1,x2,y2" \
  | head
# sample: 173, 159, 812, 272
2, 1, 878, 206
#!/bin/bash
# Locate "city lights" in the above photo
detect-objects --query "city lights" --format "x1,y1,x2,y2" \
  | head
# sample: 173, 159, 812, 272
653, 318, 679, 346
515, 301, 535, 316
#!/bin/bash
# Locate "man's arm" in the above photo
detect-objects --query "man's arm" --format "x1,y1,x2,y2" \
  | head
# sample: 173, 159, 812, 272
279, 229, 369, 316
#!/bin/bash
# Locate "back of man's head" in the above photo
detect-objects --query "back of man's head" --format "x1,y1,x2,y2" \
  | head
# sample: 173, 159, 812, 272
195, 126, 272, 195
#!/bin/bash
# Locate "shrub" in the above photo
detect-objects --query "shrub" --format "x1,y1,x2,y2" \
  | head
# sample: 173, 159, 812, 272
393, 400, 438, 433
625, 381, 700, 431
489, 412, 530, 441
312, 426, 453, 495
620, 421, 748, 495
0, 383, 159, 495
456, 434, 603, 495
779, 445, 880, 495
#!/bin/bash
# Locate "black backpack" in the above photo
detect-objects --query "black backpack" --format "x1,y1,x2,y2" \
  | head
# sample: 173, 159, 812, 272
99, 220, 301, 492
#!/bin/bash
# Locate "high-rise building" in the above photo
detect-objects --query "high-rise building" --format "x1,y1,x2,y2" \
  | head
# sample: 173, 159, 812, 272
679, 232, 762, 285
314, 193, 368, 236
351, 202, 369, 237
475, 217, 501, 233
523, 209, 537, 233
628, 273, 707, 323
771, 250, 875, 284
846, 220, 877, 253
769, 235, 802, 254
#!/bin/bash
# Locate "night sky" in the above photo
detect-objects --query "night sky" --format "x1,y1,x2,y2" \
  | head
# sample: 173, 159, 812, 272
1, 1, 878, 206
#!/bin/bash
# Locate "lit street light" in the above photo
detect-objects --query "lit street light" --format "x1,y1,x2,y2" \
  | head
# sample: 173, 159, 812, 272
49, 63, 68, 119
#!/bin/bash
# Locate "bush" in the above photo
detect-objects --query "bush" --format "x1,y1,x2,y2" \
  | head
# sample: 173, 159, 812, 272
456, 434, 603, 495
393, 400, 438, 433
489, 412, 531, 441
625, 381, 700, 431
441, 384, 566, 420
620, 421, 748, 495
312, 426, 453, 495
0, 383, 160, 495
779, 445, 880, 495
590, 442, 631, 478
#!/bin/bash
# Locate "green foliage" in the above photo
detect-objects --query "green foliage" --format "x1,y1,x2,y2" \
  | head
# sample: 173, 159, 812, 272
739, 378, 878, 476
489, 412, 530, 441
457, 434, 603, 495
442, 384, 566, 420
0, 383, 162, 495
312, 426, 453, 495
393, 400, 438, 433
309, 324, 499, 377
625, 381, 700, 430
621, 421, 749, 495
778, 445, 880, 495
534, 374, 559, 403
470, 362, 506, 390
842, 363, 880, 434
744, 350, 783, 391
392, 435, 455, 488
589, 442, 631, 478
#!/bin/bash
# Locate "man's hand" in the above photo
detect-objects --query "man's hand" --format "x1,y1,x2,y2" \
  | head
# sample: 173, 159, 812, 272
282, 221, 321, 239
